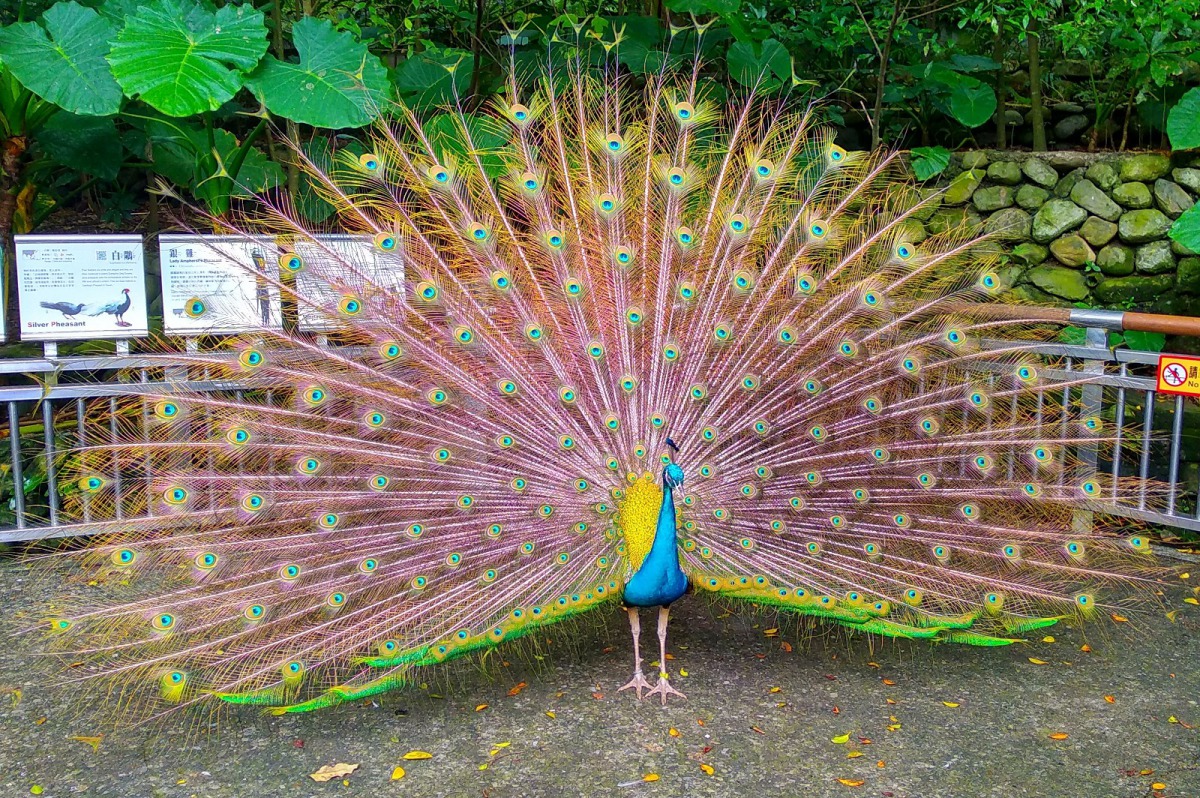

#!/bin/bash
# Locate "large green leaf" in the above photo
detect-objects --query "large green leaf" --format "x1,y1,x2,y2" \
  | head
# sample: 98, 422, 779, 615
107, 0, 267, 117
1170, 202, 1200, 253
0, 2, 121, 115
727, 38, 790, 88
1167, 86, 1200, 150
246, 17, 388, 129
393, 48, 472, 106
36, 112, 122, 178
909, 146, 951, 181
947, 77, 996, 129
425, 113, 511, 179
293, 136, 369, 223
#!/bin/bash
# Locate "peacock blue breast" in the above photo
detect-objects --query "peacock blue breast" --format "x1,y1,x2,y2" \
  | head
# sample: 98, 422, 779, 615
622, 465, 689, 608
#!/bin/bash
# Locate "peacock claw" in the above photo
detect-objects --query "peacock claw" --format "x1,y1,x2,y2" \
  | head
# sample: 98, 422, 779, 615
618, 671, 653, 699
646, 674, 686, 705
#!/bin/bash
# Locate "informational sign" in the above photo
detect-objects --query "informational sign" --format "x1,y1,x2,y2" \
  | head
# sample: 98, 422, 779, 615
159, 235, 283, 334
15, 234, 149, 341
1157, 354, 1200, 396
293, 235, 404, 332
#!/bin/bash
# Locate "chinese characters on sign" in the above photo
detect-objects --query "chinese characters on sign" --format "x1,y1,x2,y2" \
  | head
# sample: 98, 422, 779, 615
159, 235, 283, 334
15, 234, 149, 341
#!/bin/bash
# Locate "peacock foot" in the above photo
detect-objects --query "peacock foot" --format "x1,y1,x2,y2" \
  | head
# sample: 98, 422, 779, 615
646, 673, 686, 705
618, 671, 653, 699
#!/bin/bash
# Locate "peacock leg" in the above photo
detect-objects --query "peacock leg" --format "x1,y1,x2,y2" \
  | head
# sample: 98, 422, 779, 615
645, 606, 686, 704
617, 606, 652, 698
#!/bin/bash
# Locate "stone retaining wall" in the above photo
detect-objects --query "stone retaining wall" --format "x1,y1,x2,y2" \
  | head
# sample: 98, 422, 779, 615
919, 151, 1199, 318
920, 151, 1200, 496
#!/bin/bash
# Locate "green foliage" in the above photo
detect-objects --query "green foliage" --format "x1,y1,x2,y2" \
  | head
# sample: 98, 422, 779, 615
1168, 87, 1200, 150
107, 0, 268, 117
247, 17, 388, 129
910, 146, 952, 181
1170, 202, 1200, 253
0, 1, 122, 116
727, 38, 791, 89
35, 113, 122, 179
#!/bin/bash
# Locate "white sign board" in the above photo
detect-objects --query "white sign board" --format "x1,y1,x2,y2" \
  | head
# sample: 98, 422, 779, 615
294, 235, 404, 332
159, 235, 282, 334
16, 234, 149, 341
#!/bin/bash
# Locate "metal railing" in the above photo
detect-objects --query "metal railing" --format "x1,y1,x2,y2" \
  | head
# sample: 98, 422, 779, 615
0, 307, 1197, 544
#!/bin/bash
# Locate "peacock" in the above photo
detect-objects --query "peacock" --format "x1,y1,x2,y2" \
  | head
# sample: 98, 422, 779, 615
19, 25, 1164, 727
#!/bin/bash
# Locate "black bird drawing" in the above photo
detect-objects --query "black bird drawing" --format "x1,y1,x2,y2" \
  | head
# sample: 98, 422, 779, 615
89, 288, 133, 327
39, 301, 85, 319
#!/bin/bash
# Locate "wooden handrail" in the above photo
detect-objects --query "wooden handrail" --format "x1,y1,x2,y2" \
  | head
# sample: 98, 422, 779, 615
960, 304, 1200, 337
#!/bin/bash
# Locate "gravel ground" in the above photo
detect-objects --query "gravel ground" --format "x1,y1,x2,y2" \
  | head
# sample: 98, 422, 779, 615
1, 561, 1197, 798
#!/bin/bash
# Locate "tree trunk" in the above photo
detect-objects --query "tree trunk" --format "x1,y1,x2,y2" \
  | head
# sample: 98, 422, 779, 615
992, 18, 1006, 149
870, 0, 905, 150
1027, 19, 1047, 152
1, 135, 27, 343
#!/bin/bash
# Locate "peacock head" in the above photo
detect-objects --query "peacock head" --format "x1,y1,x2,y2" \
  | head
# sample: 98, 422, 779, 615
662, 437, 684, 488
663, 462, 684, 489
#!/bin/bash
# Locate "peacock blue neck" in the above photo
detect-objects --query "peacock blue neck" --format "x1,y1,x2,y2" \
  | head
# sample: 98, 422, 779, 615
622, 465, 689, 608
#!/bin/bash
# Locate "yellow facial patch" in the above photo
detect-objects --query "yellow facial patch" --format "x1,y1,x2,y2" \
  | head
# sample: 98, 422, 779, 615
616, 472, 662, 571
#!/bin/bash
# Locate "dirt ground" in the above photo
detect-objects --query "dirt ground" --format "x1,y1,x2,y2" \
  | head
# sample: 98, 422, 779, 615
0, 560, 1197, 798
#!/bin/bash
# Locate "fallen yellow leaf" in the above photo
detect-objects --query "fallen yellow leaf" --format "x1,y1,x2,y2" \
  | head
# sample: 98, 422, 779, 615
545, 710, 556, 719
643, 774, 660, 782
1049, 732, 1069, 740
403, 751, 433, 760
764, 628, 779, 637
882, 678, 896, 686
30, 787, 42, 796
475, 703, 489, 712
867, 662, 881, 669
831, 732, 851, 744
1105, 695, 1115, 703
508, 682, 528, 696
310, 763, 359, 783
1111, 613, 1128, 623
69, 735, 103, 753
1080, 644, 1093, 653
1181, 572, 1190, 580
1042, 636, 1056, 643
836, 778, 865, 787
1140, 769, 1155, 776
770, 686, 782, 693
700, 763, 715, 776
1184, 597, 1199, 606
1028, 657, 1049, 665
847, 751, 864, 759
942, 701, 960, 708
390, 767, 406, 781
678, 669, 689, 677
1168, 716, 1178, 723
1152, 783, 1166, 790
876, 760, 885, 768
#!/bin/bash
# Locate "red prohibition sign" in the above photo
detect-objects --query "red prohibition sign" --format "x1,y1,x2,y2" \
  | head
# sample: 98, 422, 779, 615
1162, 363, 1188, 387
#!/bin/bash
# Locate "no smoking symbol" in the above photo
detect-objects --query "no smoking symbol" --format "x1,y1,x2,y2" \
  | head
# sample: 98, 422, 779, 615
1163, 363, 1188, 387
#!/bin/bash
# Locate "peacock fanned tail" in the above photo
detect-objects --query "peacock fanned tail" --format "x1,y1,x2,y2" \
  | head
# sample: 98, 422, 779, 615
25, 26, 1163, 725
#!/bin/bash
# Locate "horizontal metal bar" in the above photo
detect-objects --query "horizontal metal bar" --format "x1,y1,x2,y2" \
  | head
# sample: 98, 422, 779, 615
0, 379, 247, 403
